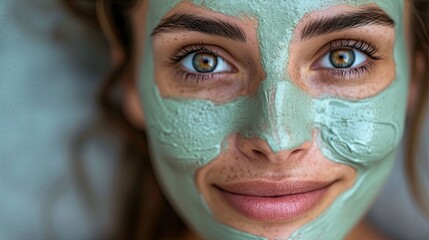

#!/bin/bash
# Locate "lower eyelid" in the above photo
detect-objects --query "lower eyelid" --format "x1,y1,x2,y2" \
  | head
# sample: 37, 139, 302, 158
174, 68, 233, 84
174, 70, 213, 84
320, 62, 377, 81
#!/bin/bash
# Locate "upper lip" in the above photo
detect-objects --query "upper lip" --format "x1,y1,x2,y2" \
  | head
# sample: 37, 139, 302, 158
215, 180, 333, 197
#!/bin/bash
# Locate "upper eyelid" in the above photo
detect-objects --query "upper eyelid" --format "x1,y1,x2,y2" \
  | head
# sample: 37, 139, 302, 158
168, 44, 219, 65
169, 44, 239, 70
327, 39, 382, 59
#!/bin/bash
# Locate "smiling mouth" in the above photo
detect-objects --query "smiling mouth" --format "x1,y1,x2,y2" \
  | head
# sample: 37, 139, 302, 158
215, 180, 333, 222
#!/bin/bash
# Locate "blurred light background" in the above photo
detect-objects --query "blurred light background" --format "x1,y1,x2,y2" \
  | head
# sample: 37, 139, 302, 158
0, 0, 121, 239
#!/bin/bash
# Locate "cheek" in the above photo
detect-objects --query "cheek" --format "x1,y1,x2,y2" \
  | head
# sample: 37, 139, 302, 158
314, 85, 406, 167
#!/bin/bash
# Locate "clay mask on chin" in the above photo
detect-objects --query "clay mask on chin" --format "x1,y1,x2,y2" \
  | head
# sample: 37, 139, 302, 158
138, 1, 408, 239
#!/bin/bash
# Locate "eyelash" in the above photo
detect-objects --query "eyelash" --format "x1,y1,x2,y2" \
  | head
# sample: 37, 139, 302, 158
168, 43, 224, 83
169, 43, 219, 65
322, 39, 382, 80
328, 63, 376, 80
168, 39, 381, 84
329, 39, 381, 59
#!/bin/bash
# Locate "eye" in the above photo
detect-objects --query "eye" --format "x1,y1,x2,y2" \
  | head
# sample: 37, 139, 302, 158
181, 52, 233, 73
319, 49, 367, 69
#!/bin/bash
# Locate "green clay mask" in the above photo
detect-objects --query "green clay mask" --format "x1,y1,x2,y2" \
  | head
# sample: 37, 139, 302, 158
138, 1, 408, 239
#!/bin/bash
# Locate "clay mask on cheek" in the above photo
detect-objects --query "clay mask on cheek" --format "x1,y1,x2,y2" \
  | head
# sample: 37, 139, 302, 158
138, 1, 408, 239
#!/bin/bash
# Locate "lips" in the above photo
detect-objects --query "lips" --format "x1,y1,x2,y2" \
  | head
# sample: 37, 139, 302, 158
215, 181, 332, 222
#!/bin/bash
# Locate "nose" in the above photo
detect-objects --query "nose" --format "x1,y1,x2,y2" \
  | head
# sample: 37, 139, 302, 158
243, 80, 313, 152
234, 79, 314, 163
237, 135, 312, 164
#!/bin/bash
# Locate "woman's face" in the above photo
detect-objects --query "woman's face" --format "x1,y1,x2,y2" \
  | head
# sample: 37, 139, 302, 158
132, 0, 408, 239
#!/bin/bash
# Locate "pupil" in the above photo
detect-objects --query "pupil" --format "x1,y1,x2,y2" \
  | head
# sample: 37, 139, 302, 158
193, 53, 218, 73
329, 49, 355, 68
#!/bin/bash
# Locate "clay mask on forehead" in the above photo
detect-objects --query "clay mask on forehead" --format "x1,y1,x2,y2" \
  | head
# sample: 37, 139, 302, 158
138, 0, 408, 239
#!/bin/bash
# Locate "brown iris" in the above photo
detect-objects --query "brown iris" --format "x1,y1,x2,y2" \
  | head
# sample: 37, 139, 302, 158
192, 53, 218, 73
329, 49, 355, 68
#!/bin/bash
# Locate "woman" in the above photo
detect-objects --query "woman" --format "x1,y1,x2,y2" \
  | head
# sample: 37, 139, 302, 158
66, 0, 428, 239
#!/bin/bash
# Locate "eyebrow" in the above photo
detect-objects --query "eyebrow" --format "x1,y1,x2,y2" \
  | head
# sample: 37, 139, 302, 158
301, 7, 395, 40
151, 13, 247, 42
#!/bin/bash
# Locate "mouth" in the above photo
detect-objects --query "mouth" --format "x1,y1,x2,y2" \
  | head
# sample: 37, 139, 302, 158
215, 180, 334, 222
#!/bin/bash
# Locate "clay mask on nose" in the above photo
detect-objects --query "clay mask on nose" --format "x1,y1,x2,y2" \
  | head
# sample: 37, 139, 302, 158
138, 1, 408, 239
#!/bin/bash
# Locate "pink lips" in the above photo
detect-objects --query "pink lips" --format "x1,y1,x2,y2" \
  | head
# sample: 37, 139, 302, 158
216, 181, 331, 222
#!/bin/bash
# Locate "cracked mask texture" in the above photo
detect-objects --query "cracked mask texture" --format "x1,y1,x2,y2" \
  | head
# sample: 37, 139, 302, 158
138, 0, 408, 239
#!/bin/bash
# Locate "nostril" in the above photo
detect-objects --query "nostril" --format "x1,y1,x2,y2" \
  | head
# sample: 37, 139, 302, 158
290, 149, 305, 159
252, 149, 265, 157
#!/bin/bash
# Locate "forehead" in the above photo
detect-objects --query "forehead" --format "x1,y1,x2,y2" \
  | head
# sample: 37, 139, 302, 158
148, 0, 401, 27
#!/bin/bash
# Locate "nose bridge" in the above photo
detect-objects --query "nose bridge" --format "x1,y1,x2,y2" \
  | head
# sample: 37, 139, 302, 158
257, 79, 314, 152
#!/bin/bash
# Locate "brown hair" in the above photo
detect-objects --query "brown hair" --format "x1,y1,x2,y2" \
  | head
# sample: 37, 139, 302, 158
63, 0, 187, 239
406, 0, 429, 218
63, 0, 429, 239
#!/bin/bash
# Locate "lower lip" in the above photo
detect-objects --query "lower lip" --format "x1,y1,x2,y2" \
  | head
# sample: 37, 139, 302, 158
218, 187, 328, 222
